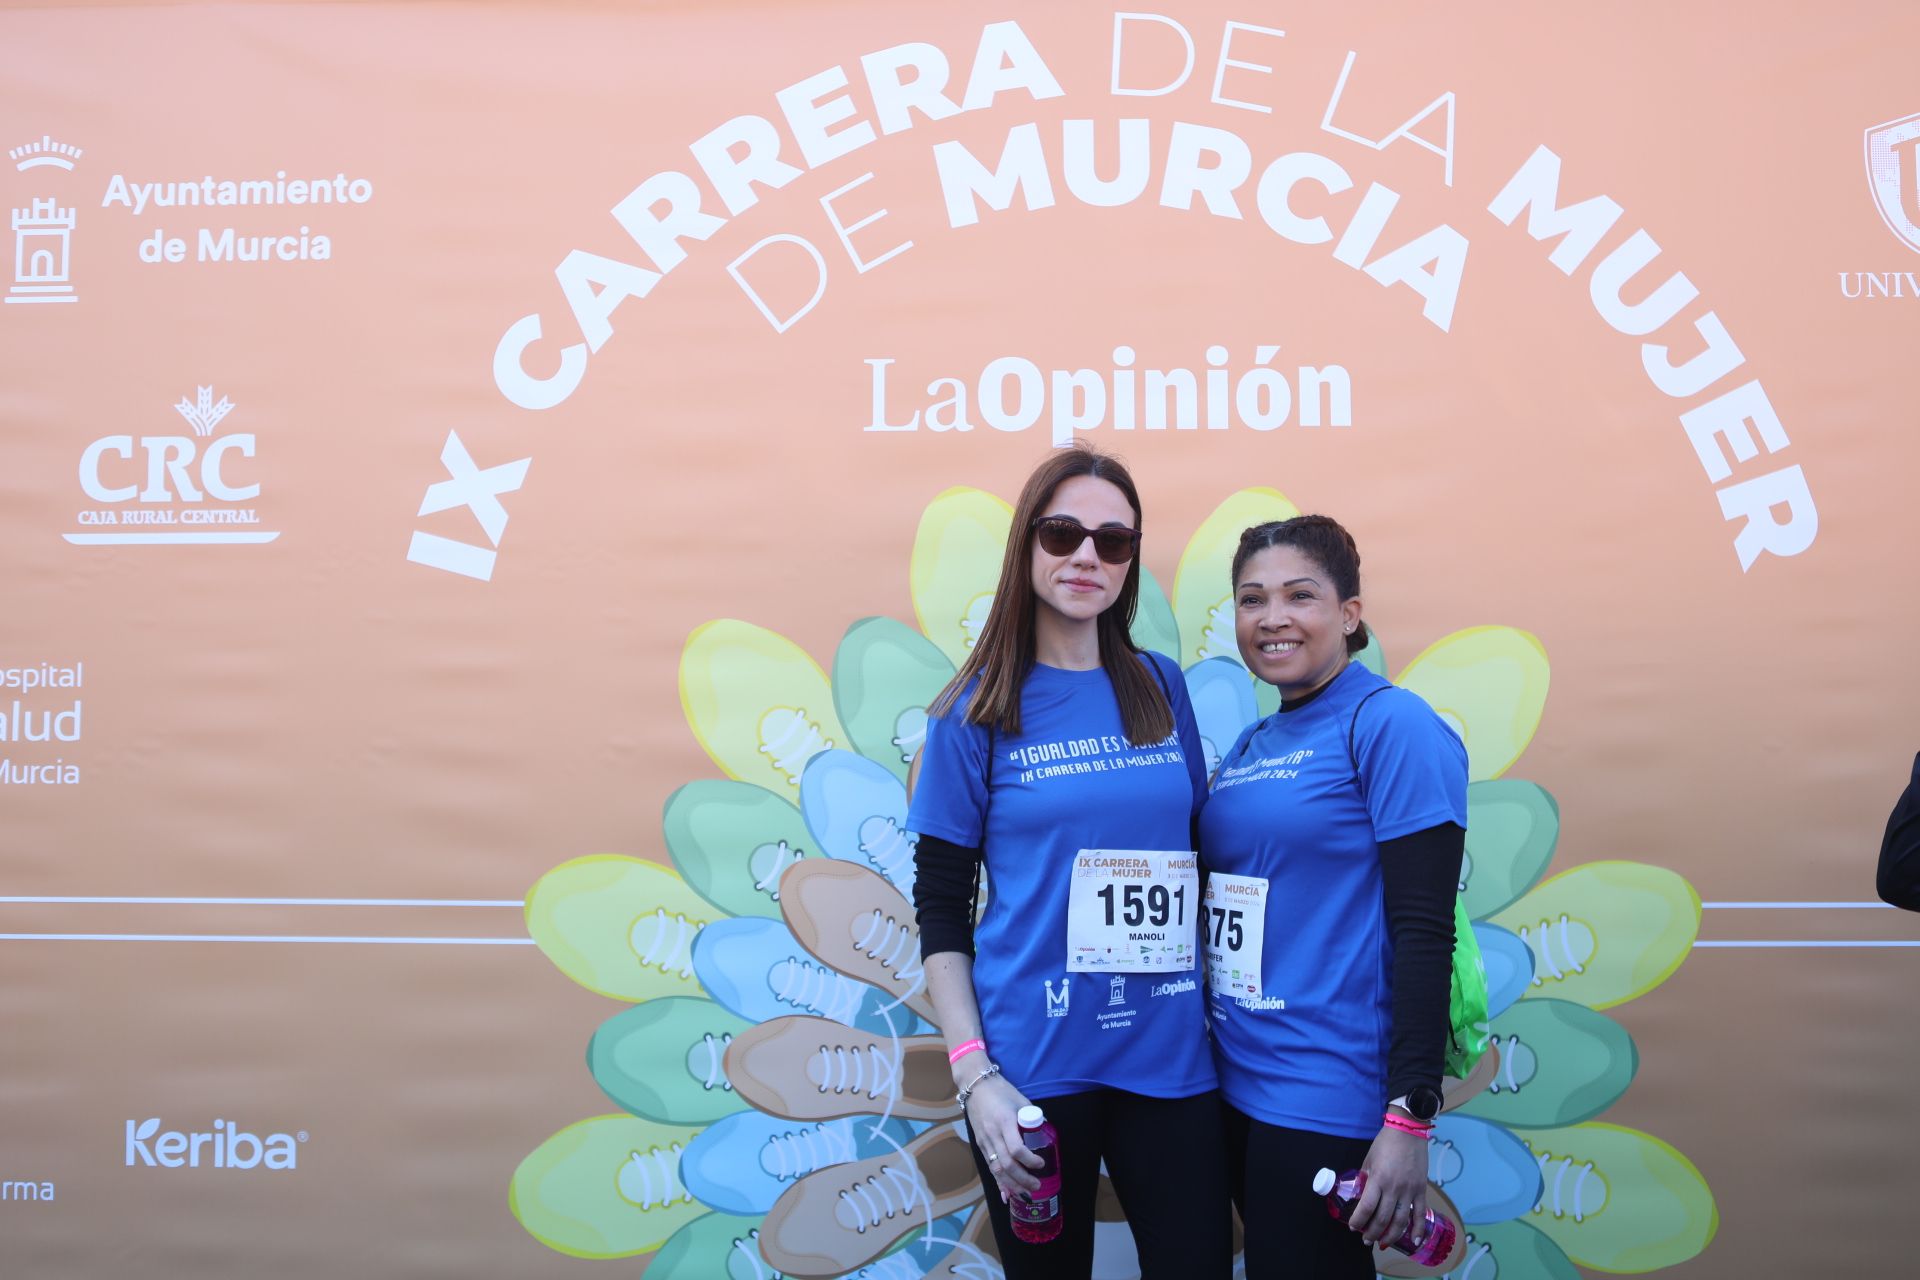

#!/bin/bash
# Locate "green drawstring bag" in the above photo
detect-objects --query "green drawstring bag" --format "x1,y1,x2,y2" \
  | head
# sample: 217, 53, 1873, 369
1347, 688, 1491, 1082
1444, 894, 1491, 1079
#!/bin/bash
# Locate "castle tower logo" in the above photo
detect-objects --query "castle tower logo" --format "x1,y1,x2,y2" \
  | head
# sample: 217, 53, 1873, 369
8, 136, 83, 305
1866, 112, 1920, 255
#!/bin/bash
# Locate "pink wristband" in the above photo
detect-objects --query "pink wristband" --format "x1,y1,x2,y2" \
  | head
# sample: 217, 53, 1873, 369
947, 1039, 986, 1065
1383, 1113, 1434, 1137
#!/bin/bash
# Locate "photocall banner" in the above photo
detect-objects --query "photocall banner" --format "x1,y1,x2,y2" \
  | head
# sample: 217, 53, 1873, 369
3, 2, 1917, 1275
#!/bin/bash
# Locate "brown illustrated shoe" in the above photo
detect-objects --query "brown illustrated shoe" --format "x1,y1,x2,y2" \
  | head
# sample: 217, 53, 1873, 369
779, 858, 939, 1023
758, 1122, 984, 1278
724, 1014, 960, 1123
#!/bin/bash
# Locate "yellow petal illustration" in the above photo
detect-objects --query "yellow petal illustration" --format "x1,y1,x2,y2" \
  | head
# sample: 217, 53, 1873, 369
910, 487, 1012, 667
1490, 861, 1701, 1010
1394, 626, 1550, 782
1171, 488, 1299, 668
510, 1114, 706, 1258
681, 620, 846, 797
526, 856, 718, 1002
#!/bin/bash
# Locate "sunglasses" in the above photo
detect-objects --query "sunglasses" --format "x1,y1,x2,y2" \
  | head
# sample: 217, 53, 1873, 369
1031, 516, 1141, 564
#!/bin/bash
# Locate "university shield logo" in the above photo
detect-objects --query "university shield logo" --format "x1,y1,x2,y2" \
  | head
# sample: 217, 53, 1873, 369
1865, 111, 1920, 254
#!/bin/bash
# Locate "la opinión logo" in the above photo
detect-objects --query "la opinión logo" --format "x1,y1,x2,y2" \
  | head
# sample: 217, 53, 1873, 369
124, 1118, 307, 1170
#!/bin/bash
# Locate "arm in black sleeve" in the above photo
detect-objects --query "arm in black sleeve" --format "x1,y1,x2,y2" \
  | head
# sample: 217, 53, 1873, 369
1879, 753, 1920, 912
1380, 821, 1465, 1102
914, 833, 984, 959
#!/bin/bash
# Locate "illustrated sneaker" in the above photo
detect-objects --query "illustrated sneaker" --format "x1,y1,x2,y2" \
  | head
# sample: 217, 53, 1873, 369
664, 778, 816, 921
646, 1210, 778, 1280
1453, 998, 1637, 1129
799, 749, 919, 897
758, 1122, 983, 1278
1182, 655, 1259, 778
1426, 1115, 1544, 1226
918, 1204, 1003, 1280
1489, 861, 1701, 1010
1522, 1121, 1717, 1272
780, 858, 936, 1022
906, 486, 1014, 669
1460, 778, 1560, 920
1442, 1038, 1501, 1115
681, 1110, 917, 1216
1473, 922, 1537, 1021
829, 616, 955, 783
510, 1113, 705, 1259
726, 1014, 960, 1123
587, 995, 751, 1125
525, 855, 718, 1003
680, 618, 848, 800
692, 915, 921, 1035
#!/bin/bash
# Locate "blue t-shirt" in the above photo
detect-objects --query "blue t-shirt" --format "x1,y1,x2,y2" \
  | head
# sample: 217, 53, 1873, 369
907, 651, 1217, 1101
1199, 661, 1467, 1138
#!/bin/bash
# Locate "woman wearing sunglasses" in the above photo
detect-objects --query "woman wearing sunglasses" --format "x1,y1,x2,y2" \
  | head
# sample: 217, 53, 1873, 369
909, 446, 1230, 1278
1199, 516, 1466, 1278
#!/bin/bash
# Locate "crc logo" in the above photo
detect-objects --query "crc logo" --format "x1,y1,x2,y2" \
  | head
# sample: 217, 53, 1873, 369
124, 1118, 306, 1170
67, 387, 280, 545
1865, 112, 1920, 255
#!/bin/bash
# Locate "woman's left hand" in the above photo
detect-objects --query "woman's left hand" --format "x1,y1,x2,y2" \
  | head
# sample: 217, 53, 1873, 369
1347, 1125, 1431, 1250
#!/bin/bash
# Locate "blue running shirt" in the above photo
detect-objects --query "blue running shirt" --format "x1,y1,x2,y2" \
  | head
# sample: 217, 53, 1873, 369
1199, 661, 1467, 1138
908, 652, 1217, 1101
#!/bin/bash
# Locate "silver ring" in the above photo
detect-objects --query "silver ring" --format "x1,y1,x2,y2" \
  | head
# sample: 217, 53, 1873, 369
987, 1151, 999, 1164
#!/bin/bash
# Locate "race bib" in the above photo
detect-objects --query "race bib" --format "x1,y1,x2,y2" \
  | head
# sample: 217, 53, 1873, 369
1065, 849, 1198, 972
1202, 873, 1269, 998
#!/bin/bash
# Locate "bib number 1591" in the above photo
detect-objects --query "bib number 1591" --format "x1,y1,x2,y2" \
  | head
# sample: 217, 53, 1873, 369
1095, 882, 1186, 928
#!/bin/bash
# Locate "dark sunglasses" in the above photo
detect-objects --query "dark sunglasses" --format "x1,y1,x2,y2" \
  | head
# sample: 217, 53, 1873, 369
1031, 516, 1141, 564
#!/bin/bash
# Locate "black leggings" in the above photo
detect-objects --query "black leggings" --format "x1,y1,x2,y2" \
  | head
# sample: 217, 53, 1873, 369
1223, 1101, 1377, 1279
963, 1088, 1231, 1280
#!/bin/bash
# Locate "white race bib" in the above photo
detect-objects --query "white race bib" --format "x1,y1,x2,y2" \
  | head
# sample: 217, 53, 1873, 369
1202, 873, 1269, 998
1065, 849, 1198, 972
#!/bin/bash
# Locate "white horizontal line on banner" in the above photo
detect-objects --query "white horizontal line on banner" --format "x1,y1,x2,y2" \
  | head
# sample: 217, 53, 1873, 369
0, 896, 523, 907
1692, 940, 1920, 948
0, 933, 534, 945
1701, 901, 1895, 909
62, 532, 281, 545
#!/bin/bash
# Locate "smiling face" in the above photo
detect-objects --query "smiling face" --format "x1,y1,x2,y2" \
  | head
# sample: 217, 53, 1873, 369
1234, 544, 1363, 701
1028, 474, 1137, 632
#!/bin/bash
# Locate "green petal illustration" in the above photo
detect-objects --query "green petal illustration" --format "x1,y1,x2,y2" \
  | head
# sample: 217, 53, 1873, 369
509, 1114, 706, 1259
665, 781, 816, 920
527, 856, 716, 1002
1523, 1122, 1718, 1272
831, 616, 955, 781
681, 620, 847, 798
1455, 999, 1637, 1129
1354, 627, 1388, 678
588, 998, 752, 1125
1419, 1219, 1582, 1280
1491, 862, 1700, 1010
650, 1210, 773, 1280
1171, 488, 1299, 668
1133, 567, 1181, 660
909, 487, 1011, 667
1395, 627, 1550, 782
1460, 780, 1561, 918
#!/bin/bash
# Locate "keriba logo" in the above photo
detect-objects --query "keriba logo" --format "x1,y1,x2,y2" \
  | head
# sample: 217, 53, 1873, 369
124, 1118, 306, 1170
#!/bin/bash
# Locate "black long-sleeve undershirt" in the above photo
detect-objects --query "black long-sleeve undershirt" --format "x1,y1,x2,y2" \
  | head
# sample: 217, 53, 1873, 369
1879, 752, 1920, 912
911, 821, 1461, 1099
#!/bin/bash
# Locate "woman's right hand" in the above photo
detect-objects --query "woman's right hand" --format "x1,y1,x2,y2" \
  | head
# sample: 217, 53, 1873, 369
962, 1073, 1045, 1199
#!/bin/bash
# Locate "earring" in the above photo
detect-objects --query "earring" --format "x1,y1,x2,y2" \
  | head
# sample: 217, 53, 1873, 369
1344, 624, 1354, 633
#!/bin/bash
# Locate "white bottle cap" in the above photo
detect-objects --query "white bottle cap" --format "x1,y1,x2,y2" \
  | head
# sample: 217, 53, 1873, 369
1311, 1168, 1336, 1196
1017, 1105, 1046, 1128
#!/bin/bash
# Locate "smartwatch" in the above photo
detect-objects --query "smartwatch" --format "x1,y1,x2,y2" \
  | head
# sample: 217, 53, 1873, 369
1389, 1087, 1443, 1123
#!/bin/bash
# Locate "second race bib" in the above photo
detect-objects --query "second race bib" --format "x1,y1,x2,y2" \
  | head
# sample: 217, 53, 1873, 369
1065, 849, 1198, 972
1202, 872, 1269, 998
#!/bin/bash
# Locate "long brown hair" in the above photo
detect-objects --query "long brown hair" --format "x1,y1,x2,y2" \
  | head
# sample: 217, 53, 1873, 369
929, 445, 1174, 745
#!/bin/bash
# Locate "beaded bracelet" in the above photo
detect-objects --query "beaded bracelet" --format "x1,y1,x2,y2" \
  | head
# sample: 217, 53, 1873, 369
947, 1038, 986, 1065
1382, 1112, 1434, 1138
955, 1063, 1001, 1108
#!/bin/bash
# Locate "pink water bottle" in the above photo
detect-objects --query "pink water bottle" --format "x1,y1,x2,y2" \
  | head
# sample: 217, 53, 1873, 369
1009, 1105, 1063, 1243
1312, 1167, 1456, 1266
